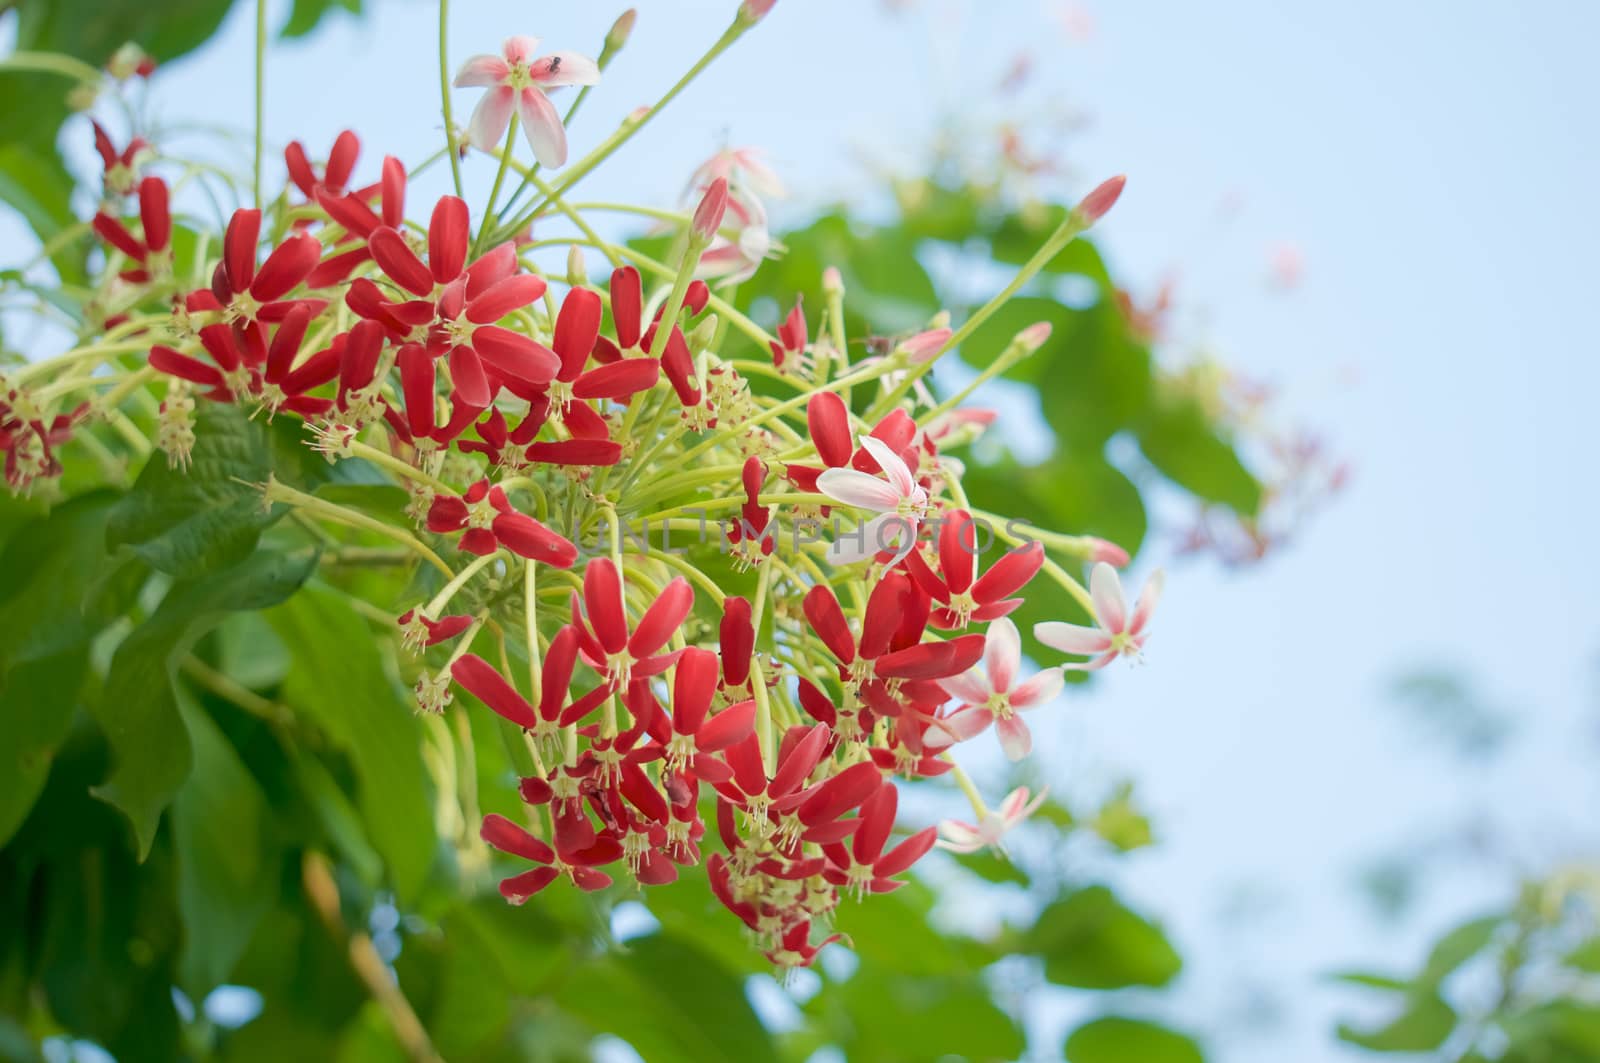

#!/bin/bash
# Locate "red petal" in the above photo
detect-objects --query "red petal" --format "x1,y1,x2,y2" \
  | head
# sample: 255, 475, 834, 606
449, 344, 493, 408
627, 577, 692, 659
480, 812, 554, 863
224, 208, 261, 292
453, 655, 539, 729
554, 287, 603, 381
852, 781, 898, 862
428, 195, 470, 283
466, 274, 547, 323
610, 266, 642, 349
573, 358, 659, 400
472, 326, 560, 386
697, 699, 755, 753
719, 597, 753, 687
138, 177, 170, 253
672, 647, 719, 735
521, 439, 622, 466
492, 512, 578, 567
802, 585, 855, 664
369, 226, 435, 297
808, 391, 852, 467
582, 558, 628, 654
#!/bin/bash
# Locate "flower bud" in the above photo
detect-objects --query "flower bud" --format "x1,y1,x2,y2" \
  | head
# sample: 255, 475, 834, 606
1083, 536, 1130, 567
566, 245, 588, 287
1017, 321, 1053, 353
822, 266, 844, 297
692, 177, 730, 243
109, 43, 154, 80
607, 9, 638, 51
1074, 174, 1126, 226
688, 314, 720, 351
738, 0, 778, 25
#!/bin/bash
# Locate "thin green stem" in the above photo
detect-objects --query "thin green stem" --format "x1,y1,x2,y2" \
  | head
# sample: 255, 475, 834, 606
439, 0, 464, 198
254, 0, 266, 207
475, 114, 520, 252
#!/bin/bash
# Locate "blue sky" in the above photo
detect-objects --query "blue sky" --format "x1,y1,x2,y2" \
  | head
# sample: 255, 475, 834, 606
11, 0, 1600, 1059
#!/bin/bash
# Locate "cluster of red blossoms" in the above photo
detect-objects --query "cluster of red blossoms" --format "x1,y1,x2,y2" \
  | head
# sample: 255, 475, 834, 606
12, 10, 1163, 967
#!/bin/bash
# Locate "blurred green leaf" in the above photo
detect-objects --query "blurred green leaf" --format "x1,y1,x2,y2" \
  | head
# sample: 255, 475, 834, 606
810, 971, 1025, 1063
269, 584, 436, 900
1564, 939, 1600, 973
171, 688, 281, 997
1420, 914, 1500, 985
1136, 396, 1261, 515
1026, 885, 1182, 990
1337, 991, 1456, 1053
1092, 783, 1154, 853
91, 548, 317, 858
1065, 1016, 1205, 1063
559, 932, 775, 1063
282, 0, 362, 38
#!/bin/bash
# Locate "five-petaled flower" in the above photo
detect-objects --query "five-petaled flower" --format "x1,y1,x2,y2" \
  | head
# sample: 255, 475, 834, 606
927, 617, 1065, 760
453, 36, 601, 168
937, 785, 1049, 855
818, 435, 929, 565
1034, 561, 1164, 669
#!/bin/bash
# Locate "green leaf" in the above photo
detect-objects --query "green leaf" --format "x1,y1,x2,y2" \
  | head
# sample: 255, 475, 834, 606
953, 847, 1031, 886
1136, 396, 1262, 515
558, 933, 776, 1063
1035, 299, 1153, 449
1092, 783, 1154, 852
1565, 939, 1600, 973
1065, 1016, 1205, 1063
1026, 885, 1183, 990
107, 404, 278, 577
90, 548, 318, 858
956, 295, 1078, 384
171, 688, 281, 997
282, 0, 362, 38
268, 584, 436, 899
809, 971, 1026, 1063
1337, 991, 1457, 1053
0, 491, 140, 845
992, 208, 1116, 284
1420, 914, 1501, 985
1328, 970, 1412, 991
0, 143, 84, 283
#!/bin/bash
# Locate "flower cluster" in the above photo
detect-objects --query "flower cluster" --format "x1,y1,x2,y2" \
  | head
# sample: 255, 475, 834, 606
12, 8, 1164, 968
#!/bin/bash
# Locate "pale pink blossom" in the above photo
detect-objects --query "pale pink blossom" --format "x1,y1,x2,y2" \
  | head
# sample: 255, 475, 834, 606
926, 617, 1065, 760
938, 786, 1049, 854
896, 327, 953, 365
1034, 562, 1163, 670
453, 36, 601, 168
817, 436, 928, 565
686, 147, 786, 202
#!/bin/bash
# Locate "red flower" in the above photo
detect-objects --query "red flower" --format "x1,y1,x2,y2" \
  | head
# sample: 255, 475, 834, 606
803, 575, 985, 698
820, 780, 937, 897
426, 479, 578, 566
480, 813, 620, 902
451, 630, 611, 751
903, 509, 1044, 628
92, 120, 149, 197
285, 130, 361, 201
768, 296, 807, 370
567, 557, 693, 683
92, 176, 171, 283
633, 646, 753, 783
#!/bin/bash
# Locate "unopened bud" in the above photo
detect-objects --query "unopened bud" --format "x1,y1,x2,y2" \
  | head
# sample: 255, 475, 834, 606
822, 266, 844, 297
607, 9, 638, 51
1017, 321, 1053, 353
692, 177, 729, 243
566, 245, 588, 286
1074, 174, 1126, 225
108, 43, 153, 80
928, 309, 951, 330
688, 314, 720, 351
66, 83, 100, 112
738, 0, 778, 26
1083, 536, 1130, 567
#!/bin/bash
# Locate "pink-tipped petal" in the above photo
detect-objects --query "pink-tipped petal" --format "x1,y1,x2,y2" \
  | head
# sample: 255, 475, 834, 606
857, 435, 915, 496
982, 617, 1021, 693
1089, 561, 1128, 634
816, 468, 902, 513
453, 53, 509, 87
516, 87, 568, 169
466, 86, 516, 151
529, 51, 602, 88
1034, 621, 1113, 656
994, 715, 1033, 761
1128, 569, 1165, 637
1009, 667, 1065, 709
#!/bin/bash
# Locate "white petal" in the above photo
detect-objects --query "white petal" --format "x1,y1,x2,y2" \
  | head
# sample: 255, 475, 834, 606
923, 707, 993, 749
453, 54, 508, 87
997, 787, 1031, 819
734, 148, 786, 198
994, 715, 1032, 761
465, 87, 515, 151
1128, 569, 1164, 637
516, 88, 568, 168
1063, 651, 1118, 672
817, 467, 900, 512
1034, 620, 1114, 656
938, 819, 983, 849
1090, 561, 1128, 633
530, 50, 601, 87
982, 617, 1020, 693
1009, 667, 1064, 709
937, 667, 991, 706
827, 512, 899, 565
858, 435, 915, 497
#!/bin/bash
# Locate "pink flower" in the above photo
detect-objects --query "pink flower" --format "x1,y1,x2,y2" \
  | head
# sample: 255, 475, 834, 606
926, 617, 1064, 760
937, 786, 1048, 854
453, 36, 601, 168
817, 436, 928, 565
1034, 562, 1164, 670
